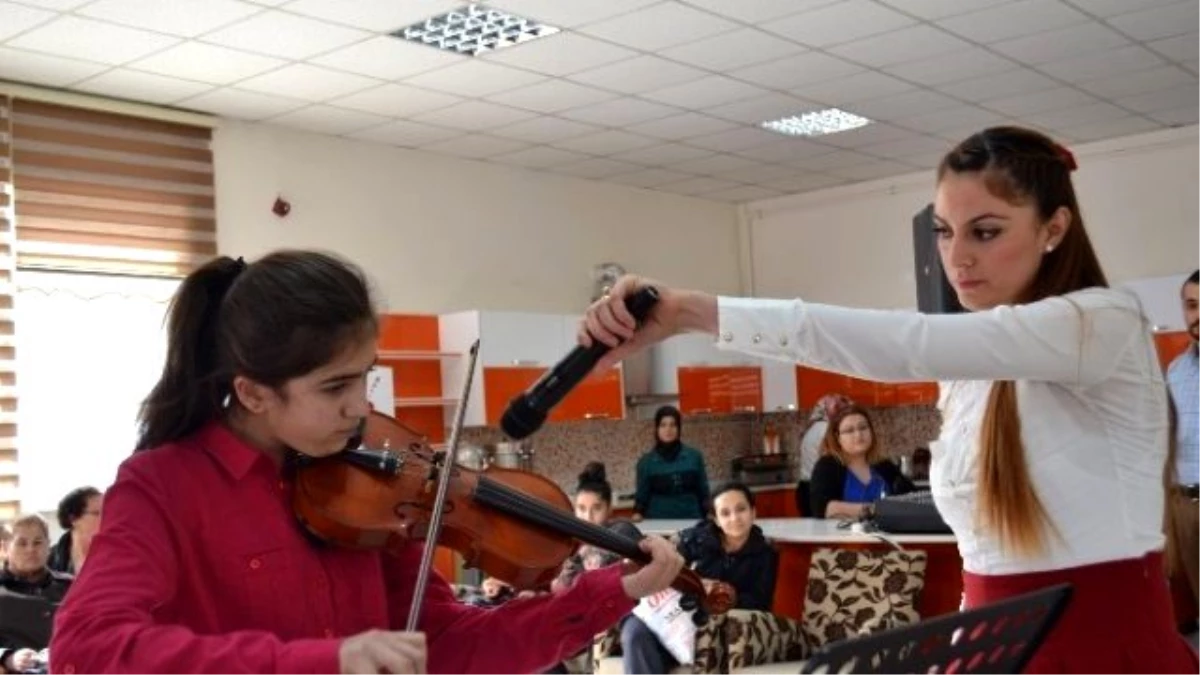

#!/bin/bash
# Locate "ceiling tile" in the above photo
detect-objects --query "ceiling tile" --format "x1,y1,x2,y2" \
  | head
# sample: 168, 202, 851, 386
655, 175, 743, 196
793, 149, 877, 170
670, 153, 759, 174
201, 11, 370, 60
642, 75, 768, 109
551, 130, 660, 155
1147, 33, 1199, 62
659, 27, 806, 72
8, 16, 179, 65
990, 21, 1128, 65
558, 97, 680, 127
1038, 44, 1164, 81
762, 0, 917, 48
569, 56, 708, 95
732, 136, 839, 161
680, 0, 840, 24
579, 2, 739, 51
684, 127, 783, 152
75, 68, 214, 104
983, 86, 1097, 115
236, 63, 380, 101
627, 112, 740, 140
421, 134, 531, 159
1116, 84, 1199, 114
482, 33, 637, 76
705, 93, 818, 125
410, 100, 537, 131
328, 83, 462, 117
829, 25, 971, 68
1025, 101, 1131, 128
1107, 2, 1199, 41
936, 68, 1060, 101
1078, 65, 1194, 99
0, 46, 107, 87
312, 36, 467, 80
893, 105, 1007, 134
811, 122, 914, 148
1065, 115, 1162, 141
179, 87, 307, 119
402, 61, 545, 98
609, 143, 714, 165
281, 0, 463, 31
1061, 0, 1183, 18
243, 0, 288, 4
488, 146, 590, 169
848, 89, 961, 121
799, 71, 916, 106
605, 168, 698, 188
764, 171, 848, 193
732, 51, 865, 90
705, 185, 782, 202
488, 80, 616, 113
937, 0, 1088, 43
78, 0, 262, 38
876, 0, 1009, 19
551, 157, 644, 179
489, 116, 602, 143
711, 162, 799, 184
1149, 106, 1199, 126
7, 0, 89, 8
346, 119, 462, 147
884, 47, 1015, 86
859, 135, 949, 160
0, 2, 55, 41
485, 0, 661, 28
129, 42, 285, 84
826, 159, 914, 180
269, 105, 389, 135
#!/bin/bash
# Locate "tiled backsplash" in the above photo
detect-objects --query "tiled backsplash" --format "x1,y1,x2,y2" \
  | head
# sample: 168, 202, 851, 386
459, 405, 941, 498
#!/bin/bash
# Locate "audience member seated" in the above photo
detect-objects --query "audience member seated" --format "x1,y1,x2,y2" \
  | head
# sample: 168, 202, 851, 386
794, 394, 855, 515
809, 405, 914, 520
0, 524, 10, 565
0, 515, 72, 674
47, 487, 102, 576
620, 483, 779, 674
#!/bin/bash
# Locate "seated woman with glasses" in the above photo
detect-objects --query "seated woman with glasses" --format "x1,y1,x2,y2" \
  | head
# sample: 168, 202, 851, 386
810, 405, 914, 520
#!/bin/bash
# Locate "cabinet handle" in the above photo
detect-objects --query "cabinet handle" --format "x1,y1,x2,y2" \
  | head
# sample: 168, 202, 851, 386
510, 359, 540, 366
691, 408, 713, 414
735, 405, 758, 413
583, 412, 611, 420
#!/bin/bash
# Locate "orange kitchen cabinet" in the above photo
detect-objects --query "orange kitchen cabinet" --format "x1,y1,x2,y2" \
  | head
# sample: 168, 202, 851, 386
796, 366, 847, 409
727, 366, 764, 413
753, 487, 801, 518
678, 366, 722, 414
557, 367, 625, 422
378, 314, 453, 444
483, 366, 546, 426
1155, 331, 1192, 371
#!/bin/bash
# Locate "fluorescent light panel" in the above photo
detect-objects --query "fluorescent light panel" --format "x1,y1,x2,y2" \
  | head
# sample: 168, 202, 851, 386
761, 108, 871, 137
392, 4, 560, 56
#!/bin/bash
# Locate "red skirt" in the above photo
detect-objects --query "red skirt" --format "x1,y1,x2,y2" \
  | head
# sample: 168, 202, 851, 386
963, 552, 1199, 673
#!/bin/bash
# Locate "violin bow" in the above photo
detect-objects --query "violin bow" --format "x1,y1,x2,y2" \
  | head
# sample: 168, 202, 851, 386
404, 338, 482, 632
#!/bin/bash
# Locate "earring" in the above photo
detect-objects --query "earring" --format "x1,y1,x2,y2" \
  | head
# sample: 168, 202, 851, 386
1045, 245, 1054, 253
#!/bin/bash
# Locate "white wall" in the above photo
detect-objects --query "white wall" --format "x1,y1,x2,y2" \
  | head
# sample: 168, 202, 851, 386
212, 120, 741, 314
746, 126, 1200, 309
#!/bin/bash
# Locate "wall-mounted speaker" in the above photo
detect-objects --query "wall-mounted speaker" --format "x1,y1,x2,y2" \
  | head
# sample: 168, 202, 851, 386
912, 203, 964, 314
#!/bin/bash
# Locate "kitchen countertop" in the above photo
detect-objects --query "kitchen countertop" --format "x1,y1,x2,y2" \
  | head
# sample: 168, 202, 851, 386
637, 517, 957, 545
611, 482, 795, 510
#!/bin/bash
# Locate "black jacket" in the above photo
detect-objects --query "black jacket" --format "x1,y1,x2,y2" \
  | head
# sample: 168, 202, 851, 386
676, 520, 778, 612
808, 455, 914, 519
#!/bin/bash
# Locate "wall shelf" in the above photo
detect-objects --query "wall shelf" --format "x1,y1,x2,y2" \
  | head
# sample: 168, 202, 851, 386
378, 350, 462, 360
395, 397, 459, 408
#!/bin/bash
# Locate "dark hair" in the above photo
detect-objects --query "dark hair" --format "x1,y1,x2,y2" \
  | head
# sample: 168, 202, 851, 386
137, 250, 377, 451
821, 404, 882, 465
710, 482, 755, 511
57, 487, 101, 530
939, 126, 1107, 557
576, 461, 612, 505
1185, 270, 1199, 290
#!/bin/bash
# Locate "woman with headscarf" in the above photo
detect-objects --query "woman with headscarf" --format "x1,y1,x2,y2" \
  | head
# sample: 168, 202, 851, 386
632, 406, 709, 521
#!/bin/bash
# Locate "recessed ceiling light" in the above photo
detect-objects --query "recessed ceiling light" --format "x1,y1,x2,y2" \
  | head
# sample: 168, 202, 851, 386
390, 4, 560, 56
761, 108, 871, 137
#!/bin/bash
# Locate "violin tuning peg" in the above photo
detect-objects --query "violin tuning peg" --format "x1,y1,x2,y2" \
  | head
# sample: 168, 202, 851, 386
678, 594, 699, 612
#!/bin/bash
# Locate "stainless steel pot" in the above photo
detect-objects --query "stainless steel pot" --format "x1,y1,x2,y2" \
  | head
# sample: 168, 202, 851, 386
486, 440, 535, 472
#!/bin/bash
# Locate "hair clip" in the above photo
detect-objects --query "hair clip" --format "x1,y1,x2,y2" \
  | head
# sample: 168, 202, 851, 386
1054, 144, 1078, 172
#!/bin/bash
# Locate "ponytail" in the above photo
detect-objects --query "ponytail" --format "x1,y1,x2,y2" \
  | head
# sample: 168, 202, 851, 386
136, 257, 244, 451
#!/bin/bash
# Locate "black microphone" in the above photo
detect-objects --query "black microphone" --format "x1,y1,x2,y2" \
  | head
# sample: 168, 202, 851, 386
500, 286, 660, 440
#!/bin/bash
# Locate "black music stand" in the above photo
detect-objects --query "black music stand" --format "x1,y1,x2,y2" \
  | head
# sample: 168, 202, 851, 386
800, 583, 1072, 674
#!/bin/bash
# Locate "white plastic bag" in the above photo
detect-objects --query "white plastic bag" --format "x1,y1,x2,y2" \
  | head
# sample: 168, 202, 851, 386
631, 587, 697, 665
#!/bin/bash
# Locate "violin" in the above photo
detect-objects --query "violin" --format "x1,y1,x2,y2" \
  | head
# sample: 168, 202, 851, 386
291, 410, 736, 619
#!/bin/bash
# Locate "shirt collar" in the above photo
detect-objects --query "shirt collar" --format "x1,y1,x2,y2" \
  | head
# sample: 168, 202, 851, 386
196, 421, 272, 482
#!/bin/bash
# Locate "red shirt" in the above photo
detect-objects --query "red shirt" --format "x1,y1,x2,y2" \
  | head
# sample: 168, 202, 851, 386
50, 422, 635, 673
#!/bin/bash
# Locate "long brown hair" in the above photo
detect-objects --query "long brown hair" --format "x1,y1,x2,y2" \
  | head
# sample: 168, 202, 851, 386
822, 405, 883, 466
938, 127, 1108, 556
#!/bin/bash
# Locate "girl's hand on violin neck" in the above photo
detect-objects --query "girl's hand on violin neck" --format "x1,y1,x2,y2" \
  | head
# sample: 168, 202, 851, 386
579, 275, 719, 372
339, 630, 426, 674
620, 535, 685, 600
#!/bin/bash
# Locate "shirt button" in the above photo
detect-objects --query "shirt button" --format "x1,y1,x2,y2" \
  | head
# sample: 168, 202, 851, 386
780, 335, 789, 346
721, 331, 733, 342
752, 333, 762, 343
249, 557, 262, 570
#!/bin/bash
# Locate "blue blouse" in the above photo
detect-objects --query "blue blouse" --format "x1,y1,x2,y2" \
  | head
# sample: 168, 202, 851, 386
842, 468, 887, 504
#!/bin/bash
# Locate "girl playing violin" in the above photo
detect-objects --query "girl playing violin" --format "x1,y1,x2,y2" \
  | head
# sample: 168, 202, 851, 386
50, 250, 684, 675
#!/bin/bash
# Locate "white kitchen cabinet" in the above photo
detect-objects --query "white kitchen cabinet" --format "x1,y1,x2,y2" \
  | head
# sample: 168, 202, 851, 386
760, 357, 799, 412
